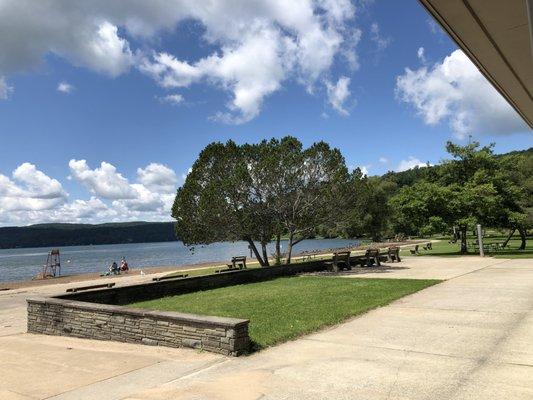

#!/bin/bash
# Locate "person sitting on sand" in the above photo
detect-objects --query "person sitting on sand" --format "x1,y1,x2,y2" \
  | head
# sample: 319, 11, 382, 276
109, 261, 120, 275
120, 257, 129, 273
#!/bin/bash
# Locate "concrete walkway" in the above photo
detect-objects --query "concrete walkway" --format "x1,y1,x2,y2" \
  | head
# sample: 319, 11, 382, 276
1, 256, 532, 399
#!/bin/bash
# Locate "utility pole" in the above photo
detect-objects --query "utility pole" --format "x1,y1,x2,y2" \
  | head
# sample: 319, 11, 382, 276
476, 224, 484, 257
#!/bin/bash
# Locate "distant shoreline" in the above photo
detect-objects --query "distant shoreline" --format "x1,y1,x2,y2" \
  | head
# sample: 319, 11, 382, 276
0, 221, 177, 249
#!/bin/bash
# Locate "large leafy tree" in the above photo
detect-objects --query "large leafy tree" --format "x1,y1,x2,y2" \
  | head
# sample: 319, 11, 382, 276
173, 137, 349, 265
389, 141, 529, 253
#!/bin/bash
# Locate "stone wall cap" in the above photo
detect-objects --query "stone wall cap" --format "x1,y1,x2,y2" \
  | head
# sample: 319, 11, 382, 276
27, 296, 248, 327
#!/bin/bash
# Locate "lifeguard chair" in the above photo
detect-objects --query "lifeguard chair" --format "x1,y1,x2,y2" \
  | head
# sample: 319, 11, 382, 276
42, 249, 61, 278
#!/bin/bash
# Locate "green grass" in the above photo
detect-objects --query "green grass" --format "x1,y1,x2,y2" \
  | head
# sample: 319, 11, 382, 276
401, 235, 532, 259
130, 276, 439, 350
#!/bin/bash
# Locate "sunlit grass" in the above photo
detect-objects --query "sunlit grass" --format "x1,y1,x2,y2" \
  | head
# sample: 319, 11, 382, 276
130, 276, 439, 350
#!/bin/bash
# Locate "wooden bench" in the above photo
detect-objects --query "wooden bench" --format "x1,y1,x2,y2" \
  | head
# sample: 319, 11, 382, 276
387, 246, 401, 262
152, 274, 188, 282
325, 251, 351, 272
363, 248, 381, 267
66, 282, 115, 293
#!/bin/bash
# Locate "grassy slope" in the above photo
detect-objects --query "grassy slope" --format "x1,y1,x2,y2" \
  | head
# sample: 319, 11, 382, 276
401, 235, 532, 259
130, 276, 439, 350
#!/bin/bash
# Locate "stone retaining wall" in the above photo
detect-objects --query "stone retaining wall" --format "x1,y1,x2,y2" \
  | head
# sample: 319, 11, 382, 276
27, 297, 249, 356
27, 254, 389, 355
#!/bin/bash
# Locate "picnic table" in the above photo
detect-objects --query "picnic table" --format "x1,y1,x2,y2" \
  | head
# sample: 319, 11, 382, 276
215, 256, 247, 273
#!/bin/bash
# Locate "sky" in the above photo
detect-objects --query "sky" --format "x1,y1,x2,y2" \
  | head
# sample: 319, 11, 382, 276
0, 0, 531, 226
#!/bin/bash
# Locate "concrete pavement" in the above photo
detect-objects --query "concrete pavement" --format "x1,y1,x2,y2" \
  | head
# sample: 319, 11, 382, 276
1, 256, 532, 399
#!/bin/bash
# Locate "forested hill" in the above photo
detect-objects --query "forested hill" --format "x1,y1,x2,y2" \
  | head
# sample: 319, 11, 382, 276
0, 222, 177, 249
380, 147, 533, 188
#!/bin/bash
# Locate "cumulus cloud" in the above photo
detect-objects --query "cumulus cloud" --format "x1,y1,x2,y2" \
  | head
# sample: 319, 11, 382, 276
137, 163, 178, 193
326, 76, 351, 116
68, 159, 178, 219
378, 156, 388, 163
0, 4, 135, 79
69, 160, 138, 199
0, 163, 67, 214
396, 156, 428, 172
137, 1, 356, 123
0, 0, 359, 123
57, 81, 74, 93
395, 49, 528, 138
0, 160, 180, 226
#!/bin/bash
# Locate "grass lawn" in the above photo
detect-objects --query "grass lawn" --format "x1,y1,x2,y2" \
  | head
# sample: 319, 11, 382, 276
130, 276, 439, 350
401, 235, 532, 259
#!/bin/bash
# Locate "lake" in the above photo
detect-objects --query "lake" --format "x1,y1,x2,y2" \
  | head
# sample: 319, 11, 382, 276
0, 239, 359, 283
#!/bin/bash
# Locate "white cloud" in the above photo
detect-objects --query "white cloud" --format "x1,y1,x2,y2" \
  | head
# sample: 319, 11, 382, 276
378, 157, 388, 163
416, 47, 426, 64
137, 1, 357, 123
370, 22, 391, 53
396, 156, 428, 172
69, 160, 137, 199
137, 163, 178, 193
326, 76, 351, 116
158, 93, 184, 105
57, 81, 74, 94
0, 76, 13, 99
0, 163, 67, 214
0, 1, 359, 122
340, 28, 362, 71
68, 159, 177, 219
0, 160, 180, 226
395, 49, 528, 138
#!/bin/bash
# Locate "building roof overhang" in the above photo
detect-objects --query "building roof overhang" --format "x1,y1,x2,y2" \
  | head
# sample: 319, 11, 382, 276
419, 0, 533, 129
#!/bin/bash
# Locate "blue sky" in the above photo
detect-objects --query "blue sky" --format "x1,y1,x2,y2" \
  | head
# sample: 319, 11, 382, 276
0, 0, 531, 226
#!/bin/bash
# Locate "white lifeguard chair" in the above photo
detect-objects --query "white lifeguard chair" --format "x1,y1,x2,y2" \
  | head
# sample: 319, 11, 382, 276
42, 249, 61, 278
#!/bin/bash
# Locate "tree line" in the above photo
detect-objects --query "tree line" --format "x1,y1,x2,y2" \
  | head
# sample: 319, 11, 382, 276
174, 137, 531, 261
0, 222, 176, 249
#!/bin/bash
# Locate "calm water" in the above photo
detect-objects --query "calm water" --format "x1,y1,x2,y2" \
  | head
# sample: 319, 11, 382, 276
0, 239, 358, 283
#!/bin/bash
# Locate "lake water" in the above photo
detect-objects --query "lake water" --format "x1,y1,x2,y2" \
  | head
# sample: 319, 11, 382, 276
0, 239, 359, 283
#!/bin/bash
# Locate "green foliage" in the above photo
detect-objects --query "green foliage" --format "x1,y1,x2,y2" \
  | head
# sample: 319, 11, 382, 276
343, 174, 396, 241
388, 142, 531, 252
172, 137, 350, 265
131, 276, 439, 349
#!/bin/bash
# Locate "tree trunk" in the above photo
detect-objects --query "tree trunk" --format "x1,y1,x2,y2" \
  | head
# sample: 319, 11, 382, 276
261, 242, 270, 267
286, 233, 305, 265
286, 232, 294, 264
460, 226, 468, 254
247, 239, 266, 266
502, 229, 515, 248
518, 227, 527, 250
275, 233, 281, 265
